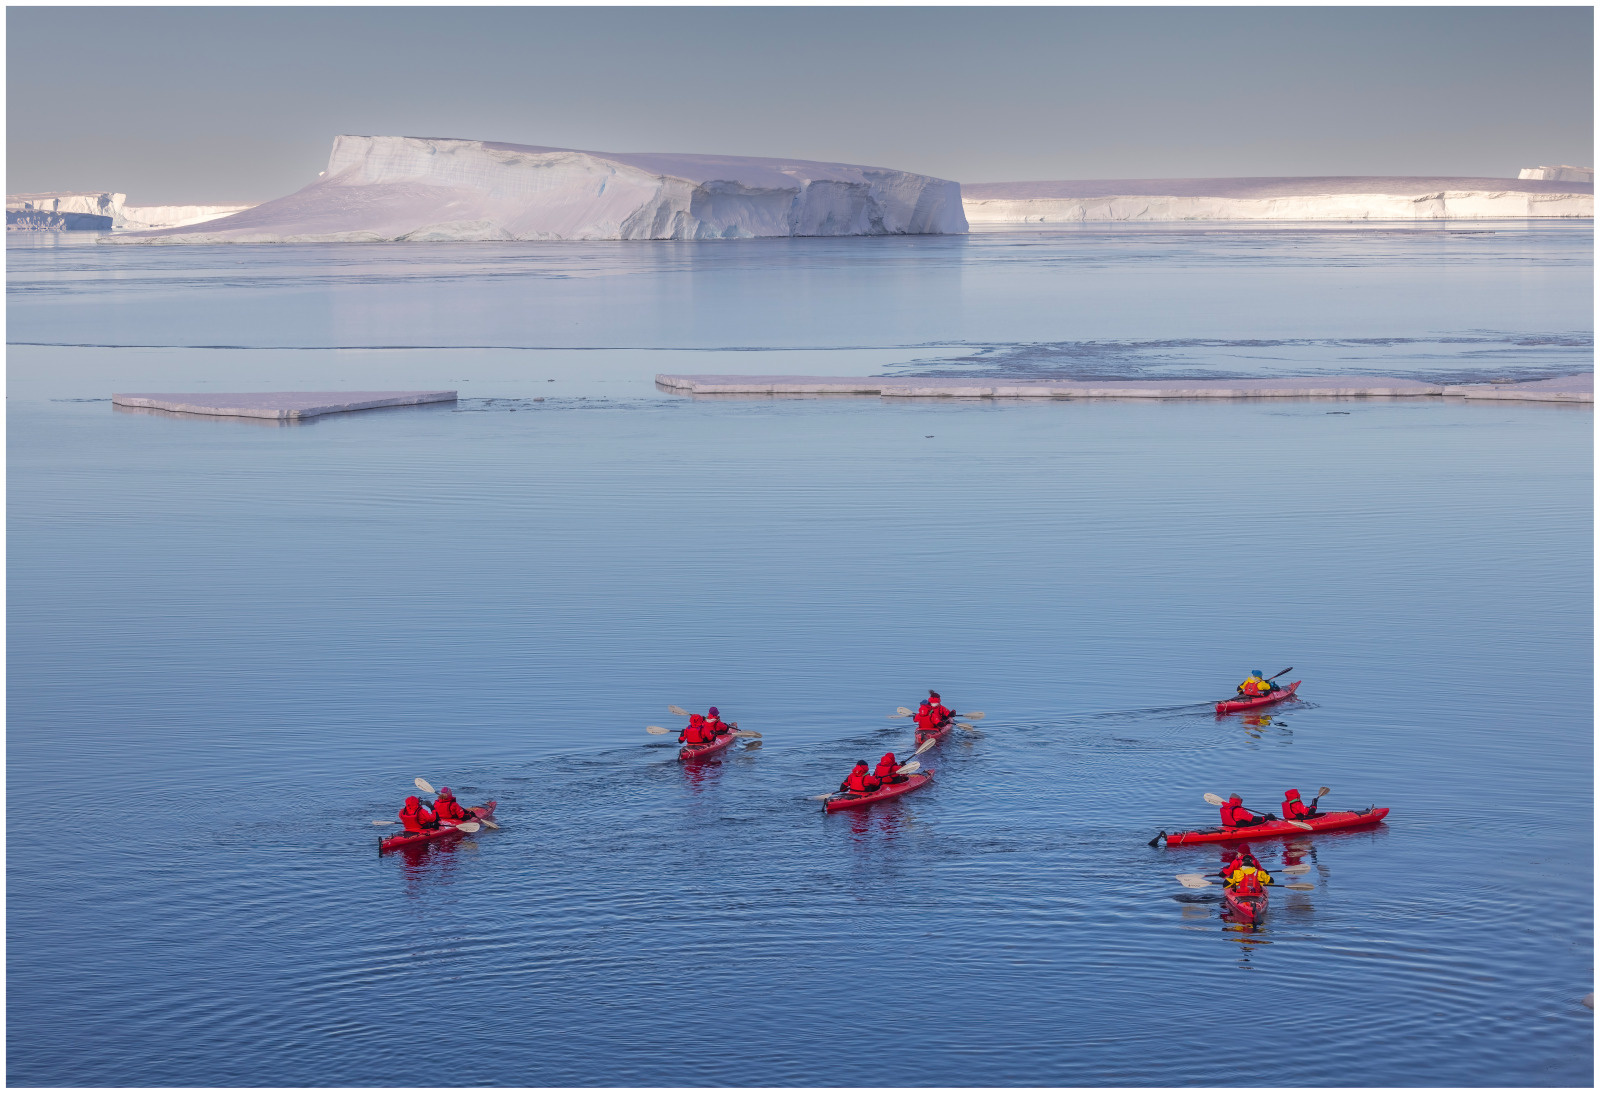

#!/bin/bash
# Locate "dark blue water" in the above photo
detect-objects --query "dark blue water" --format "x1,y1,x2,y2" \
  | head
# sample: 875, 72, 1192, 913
7, 224, 1593, 1086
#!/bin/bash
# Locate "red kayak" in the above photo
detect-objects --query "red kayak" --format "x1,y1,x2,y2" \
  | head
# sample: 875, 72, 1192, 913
1157, 807, 1389, 846
1216, 681, 1300, 714
680, 731, 737, 762
915, 720, 956, 746
379, 802, 496, 854
824, 771, 933, 812
1223, 887, 1268, 924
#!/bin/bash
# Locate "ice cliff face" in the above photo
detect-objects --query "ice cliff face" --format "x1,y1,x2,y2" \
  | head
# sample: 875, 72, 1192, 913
113, 135, 967, 243
1519, 165, 1593, 183
963, 176, 1594, 222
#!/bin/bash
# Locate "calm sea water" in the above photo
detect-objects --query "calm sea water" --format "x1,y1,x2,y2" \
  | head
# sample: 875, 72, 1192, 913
7, 223, 1593, 1086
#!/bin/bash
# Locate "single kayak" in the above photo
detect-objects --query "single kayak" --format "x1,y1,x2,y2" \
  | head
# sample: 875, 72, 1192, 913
379, 802, 497, 854
1157, 806, 1389, 846
1223, 887, 1267, 924
824, 771, 933, 812
1215, 680, 1300, 714
915, 720, 956, 746
680, 731, 737, 762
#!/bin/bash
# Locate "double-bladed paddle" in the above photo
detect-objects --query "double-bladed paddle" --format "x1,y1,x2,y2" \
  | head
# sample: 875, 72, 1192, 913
1229, 667, 1293, 700
1177, 873, 1313, 891
647, 725, 761, 738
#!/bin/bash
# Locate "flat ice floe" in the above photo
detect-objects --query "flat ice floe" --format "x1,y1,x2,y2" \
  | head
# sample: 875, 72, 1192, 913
111, 135, 967, 243
963, 176, 1594, 222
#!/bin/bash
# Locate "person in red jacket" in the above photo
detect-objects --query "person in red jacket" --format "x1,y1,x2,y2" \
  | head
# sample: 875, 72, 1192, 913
704, 707, 731, 736
433, 787, 473, 824
679, 714, 715, 745
839, 760, 882, 796
926, 691, 953, 729
913, 700, 934, 732
398, 795, 439, 833
1281, 788, 1318, 820
873, 751, 909, 786
1220, 794, 1273, 828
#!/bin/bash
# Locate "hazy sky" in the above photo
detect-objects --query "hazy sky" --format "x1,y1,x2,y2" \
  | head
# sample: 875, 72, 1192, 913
8, 6, 1593, 203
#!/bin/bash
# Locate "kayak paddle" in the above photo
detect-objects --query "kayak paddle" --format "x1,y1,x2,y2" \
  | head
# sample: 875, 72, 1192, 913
1180, 873, 1312, 891
646, 725, 670, 734
956, 722, 983, 735
961, 712, 985, 719
1281, 863, 1312, 875
1228, 667, 1293, 699
668, 705, 690, 717
372, 819, 397, 825
890, 706, 913, 718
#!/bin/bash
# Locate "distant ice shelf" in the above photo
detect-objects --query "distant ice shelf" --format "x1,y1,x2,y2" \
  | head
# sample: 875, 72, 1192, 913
109, 135, 968, 244
7, 191, 257, 231
962, 176, 1593, 222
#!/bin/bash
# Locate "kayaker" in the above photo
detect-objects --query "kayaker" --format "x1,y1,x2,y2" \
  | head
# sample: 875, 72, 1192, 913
839, 760, 882, 796
679, 714, 717, 746
913, 699, 934, 732
1281, 788, 1318, 821
704, 707, 732, 736
1224, 851, 1273, 892
398, 795, 440, 832
872, 751, 909, 786
926, 691, 953, 729
433, 787, 472, 825
1237, 670, 1278, 697
1220, 794, 1274, 828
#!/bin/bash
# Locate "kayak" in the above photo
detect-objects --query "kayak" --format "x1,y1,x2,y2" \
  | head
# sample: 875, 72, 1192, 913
824, 771, 933, 812
379, 802, 497, 854
915, 720, 956, 746
680, 731, 737, 762
1215, 680, 1299, 714
1158, 807, 1389, 846
1223, 887, 1268, 924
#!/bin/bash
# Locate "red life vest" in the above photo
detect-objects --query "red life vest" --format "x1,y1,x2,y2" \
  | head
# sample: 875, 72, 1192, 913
1220, 803, 1253, 827
1234, 870, 1265, 896
873, 754, 900, 781
913, 703, 933, 730
680, 718, 714, 745
704, 717, 728, 737
435, 797, 471, 823
844, 768, 882, 794
399, 799, 438, 832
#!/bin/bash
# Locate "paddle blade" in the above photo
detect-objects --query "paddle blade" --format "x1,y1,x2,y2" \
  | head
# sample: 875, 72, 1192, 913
961, 712, 985, 720
1281, 863, 1312, 875
668, 705, 690, 717
1176, 874, 1212, 889
1317, 786, 1331, 797
475, 817, 501, 830
414, 778, 436, 795
1147, 831, 1166, 847
896, 760, 921, 775
895, 706, 912, 716
646, 725, 671, 735
808, 793, 834, 801
1270, 667, 1293, 680
913, 737, 937, 756
733, 730, 762, 739
1287, 820, 1314, 831
372, 819, 396, 826
957, 722, 983, 735
1285, 882, 1315, 891
453, 821, 481, 834
1203, 792, 1226, 806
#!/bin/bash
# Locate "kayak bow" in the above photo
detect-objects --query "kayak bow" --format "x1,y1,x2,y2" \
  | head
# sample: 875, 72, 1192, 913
378, 802, 497, 854
824, 771, 933, 812
1215, 680, 1300, 714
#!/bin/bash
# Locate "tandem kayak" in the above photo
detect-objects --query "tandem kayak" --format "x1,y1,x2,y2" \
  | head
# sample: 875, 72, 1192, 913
1156, 807, 1388, 846
1223, 887, 1267, 924
915, 720, 956, 746
824, 771, 933, 812
379, 802, 497, 854
1215, 681, 1299, 714
680, 731, 737, 762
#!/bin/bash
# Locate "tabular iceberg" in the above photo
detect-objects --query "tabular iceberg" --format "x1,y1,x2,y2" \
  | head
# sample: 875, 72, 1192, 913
962, 176, 1594, 222
112, 135, 967, 243
7, 191, 257, 231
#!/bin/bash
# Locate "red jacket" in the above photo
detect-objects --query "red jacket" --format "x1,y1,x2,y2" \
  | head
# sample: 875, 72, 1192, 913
927, 702, 952, 726
873, 754, 901, 781
679, 718, 714, 745
913, 703, 934, 731
704, 717, 728, 737
842, 765, 882, 794
399, 797, 438, 832
1282, 792, 1313, 820
1220, 802, 1254, 827
435, 797, 471, 823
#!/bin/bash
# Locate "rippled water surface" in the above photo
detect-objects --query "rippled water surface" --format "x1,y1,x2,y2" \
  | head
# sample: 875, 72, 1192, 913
7, 224, 1593, 1086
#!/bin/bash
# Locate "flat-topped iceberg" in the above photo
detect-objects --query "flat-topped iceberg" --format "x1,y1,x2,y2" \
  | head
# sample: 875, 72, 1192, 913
963, 176, 1594, 222
112, 135, 967, 243
8, 191, 256, 231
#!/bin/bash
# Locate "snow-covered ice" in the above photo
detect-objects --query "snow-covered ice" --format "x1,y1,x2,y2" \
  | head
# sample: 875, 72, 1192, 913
7, 191, 256, 231
1519, 165, 1593, 183
962, 176, 1593, 222
111, 135, 967, 243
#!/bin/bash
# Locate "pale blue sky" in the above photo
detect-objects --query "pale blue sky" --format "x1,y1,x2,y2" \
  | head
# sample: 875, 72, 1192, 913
8, 6, 1593, 202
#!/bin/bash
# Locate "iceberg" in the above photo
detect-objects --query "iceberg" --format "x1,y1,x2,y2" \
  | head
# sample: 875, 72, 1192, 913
1518, 165, 1593, 183
962, 176, 1594, 223
7, 191, 256, 231
111, 135, 967, 244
